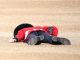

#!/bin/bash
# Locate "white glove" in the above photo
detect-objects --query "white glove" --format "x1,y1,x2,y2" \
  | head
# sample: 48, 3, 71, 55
9, 39, 16, 43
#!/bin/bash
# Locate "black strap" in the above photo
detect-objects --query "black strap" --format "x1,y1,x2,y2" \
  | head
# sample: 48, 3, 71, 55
48, 26, 53, 35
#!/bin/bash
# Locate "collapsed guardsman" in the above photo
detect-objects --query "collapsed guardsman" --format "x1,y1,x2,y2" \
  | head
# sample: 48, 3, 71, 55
9, 23, 71, 45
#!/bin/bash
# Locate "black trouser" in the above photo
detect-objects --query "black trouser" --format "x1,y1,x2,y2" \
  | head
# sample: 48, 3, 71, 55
27, 31, 53, 44
26, 31, 71, 45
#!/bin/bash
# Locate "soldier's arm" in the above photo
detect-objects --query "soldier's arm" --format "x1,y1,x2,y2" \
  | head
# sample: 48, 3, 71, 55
9, 30, 25, 43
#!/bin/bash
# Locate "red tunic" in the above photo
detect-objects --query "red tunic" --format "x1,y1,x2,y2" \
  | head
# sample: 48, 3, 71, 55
15, 26, 58, 42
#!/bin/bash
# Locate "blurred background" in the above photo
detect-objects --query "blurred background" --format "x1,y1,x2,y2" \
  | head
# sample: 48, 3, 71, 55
0, 0, 80, 60
0, 0, 79, 31
0, 0, 80, 43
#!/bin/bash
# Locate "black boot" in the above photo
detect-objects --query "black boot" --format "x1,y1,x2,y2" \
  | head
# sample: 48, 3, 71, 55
52, 37, 71, 45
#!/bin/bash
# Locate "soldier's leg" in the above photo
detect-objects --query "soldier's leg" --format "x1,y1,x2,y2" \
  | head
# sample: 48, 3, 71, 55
52, 37, 71, 45
26, 31, 40, 45
37, 31, 53, 44
37, 31, 71, 45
